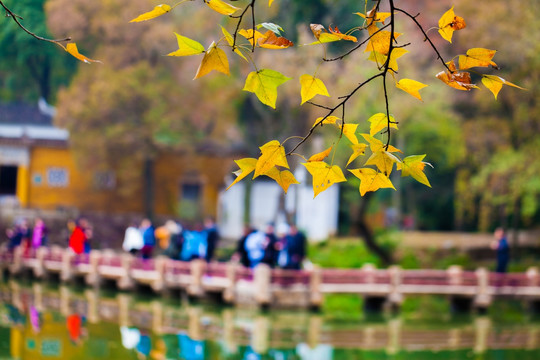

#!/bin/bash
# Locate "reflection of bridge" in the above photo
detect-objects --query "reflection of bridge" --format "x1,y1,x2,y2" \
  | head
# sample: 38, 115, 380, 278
1, 282, 540, 354
2, 245, 540, 310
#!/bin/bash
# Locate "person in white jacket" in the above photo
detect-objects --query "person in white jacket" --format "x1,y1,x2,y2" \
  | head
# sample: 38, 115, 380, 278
122, 222, 144, 254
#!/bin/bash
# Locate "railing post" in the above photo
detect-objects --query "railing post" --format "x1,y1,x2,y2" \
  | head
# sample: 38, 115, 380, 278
222, 309, 236, 352
188, 259, 206, 297
254, 264, 272, 307
252, 315, 269, 354
526, 267, 540, 313
307, 315, 322, 348
187, 306, 202, 340
526, 267, 539, 287
86, 250, 101, 287
388, 265, 403, 310
60, 250, 74, 282
473, 316, 491, 354
447, 265, 463, 286
32, 283, 44, 311
386, 317, 401, 355
10, 246, 23, 275
151, 256, 167, 292
223, 262, 237, 304
118, 294, 131, 327
60, 285, 70, 316
85, 289, 100, 324
117, 253, 134, 290
34, 247, 48, 278
474, 267, 492, 310
151, 300, 163, 334
309, 266, 323, 310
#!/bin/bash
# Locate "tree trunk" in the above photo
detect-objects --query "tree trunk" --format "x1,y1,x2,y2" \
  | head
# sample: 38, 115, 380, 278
143, 157, 155, 221
355, 192, 394, 266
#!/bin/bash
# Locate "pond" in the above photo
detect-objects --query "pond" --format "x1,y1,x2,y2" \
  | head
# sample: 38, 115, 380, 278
1, 280, 540, 359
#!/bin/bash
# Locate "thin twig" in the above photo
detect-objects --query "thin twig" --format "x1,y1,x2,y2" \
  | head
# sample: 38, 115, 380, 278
324, 23, 391, 62
231, 0, 255, 51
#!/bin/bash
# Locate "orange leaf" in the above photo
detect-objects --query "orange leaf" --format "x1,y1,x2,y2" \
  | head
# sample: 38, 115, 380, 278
438, 6, 466, 43
64, 43, 101, 64
258, 30, 294, 49
458, 48, 498, 70
308, 146, 332, 162
328, 26, 357, 42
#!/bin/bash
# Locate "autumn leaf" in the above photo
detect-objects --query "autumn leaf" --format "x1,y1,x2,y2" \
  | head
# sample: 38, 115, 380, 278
239, 29, 266, 46
346, 143, 368, 166
368, 113, 398, 136
481, 75, 525, 99
364, 26, 402, 55
458, 48, 497, 70
194, 42, 230, 79
243, 69, 291, 109
361, 134, 402, 153
308, 146, 332, 162
308, 24, 357, 45
367, 48, 408, 72
303, 161, 346, 198
268, 0, 275, 6
365, 150, 399, 176
438, 6, 466, 43
343, 124, 359, 144
167, 33, 205, 57
206, 0, 240, 16
63, 43, 101, 64
312, 115, 340, 127
257, 22, 284, 36
221, 26, 247, 61
264, 168, 299, 193
226, 158, 257, 190
130, 4, 171, 22
355, 10, 391, 24
396, 79, 428, 101
300, 74, 330, 105
258, 30, 294, 49
254, 140, 289, 178
436, 62, 478, 91
328, 26, 357, 42
396, 154, 432, 187
349, 168, 395, 196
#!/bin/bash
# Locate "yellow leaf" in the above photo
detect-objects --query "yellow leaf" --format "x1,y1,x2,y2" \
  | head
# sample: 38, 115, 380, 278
396, 79, 428, 101
361, 134, 402, 153
258, 30, 294, 49
367, 48, 408, 72
481, 75, 525, 99
343, 124, 359, 144
264, 168, 298, 193
349, 168, 395, 196
355, 11, 391, 24
365, 150, 399, 176
243, 69, 291, 109
438, 6, 466, 43
130, 4, 171, 22
239, 29, 266, 46
254, 140, 289, 178
226, 158, 257, 190
312, 116, 340, 128
303, 161, 346, 198
396, 154, 432, 187
346, 143, 368, 166
458, 48, 497, 70
308, 146, 332, 162
167, 33, 205, 57
206, 0, 240, 15
269, 0, 274, 6
300, 74, 330, 105
436, 62, 478, 91
64, 43, 101, 64
308, 24, 357, 45
194, 42, 230, 79
364, 27, 402, 55
368, 113, 398, 136
221, 26, 247, 61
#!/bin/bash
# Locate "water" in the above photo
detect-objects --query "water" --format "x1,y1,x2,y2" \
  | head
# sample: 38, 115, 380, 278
1, 280, 540, 359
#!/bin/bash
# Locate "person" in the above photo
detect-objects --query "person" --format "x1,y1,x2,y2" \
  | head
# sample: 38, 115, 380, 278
286, 224, 307, 270
6, 224, 23, 251
261, 223, 279, 267
31, 218, 48, 249
140, 219, 156, 259
491, 227, 510, 273
232, 225, 255, 267
244, 229, 266, 268
180, 224, 207, 261
69, 218, 90, 255
204, 217, 219, 262
164, 220, 184, 260
122, 222, 144, 255
275, 223, 291, 268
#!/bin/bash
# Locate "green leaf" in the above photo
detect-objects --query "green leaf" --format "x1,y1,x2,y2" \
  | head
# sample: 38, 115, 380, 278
243, 69, 291, 108
257, 22, 284, 36
167, 33, 205, 57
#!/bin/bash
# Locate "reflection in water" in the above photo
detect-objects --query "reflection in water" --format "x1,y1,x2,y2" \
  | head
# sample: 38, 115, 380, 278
1, 280, 540, 359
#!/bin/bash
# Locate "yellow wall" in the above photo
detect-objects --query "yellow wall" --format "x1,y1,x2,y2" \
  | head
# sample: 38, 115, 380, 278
26, 145, 235, 218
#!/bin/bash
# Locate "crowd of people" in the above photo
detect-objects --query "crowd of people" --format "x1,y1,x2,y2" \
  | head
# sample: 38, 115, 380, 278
5, 217, 48, 251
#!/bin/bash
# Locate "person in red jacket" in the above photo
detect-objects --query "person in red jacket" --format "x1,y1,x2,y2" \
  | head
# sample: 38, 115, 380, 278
68, 218, 90, 254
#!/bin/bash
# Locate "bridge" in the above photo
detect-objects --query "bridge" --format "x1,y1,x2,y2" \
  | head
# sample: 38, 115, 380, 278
1, 245, 540, 311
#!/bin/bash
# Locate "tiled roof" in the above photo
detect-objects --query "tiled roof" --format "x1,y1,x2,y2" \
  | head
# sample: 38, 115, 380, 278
0, 102, 53, 125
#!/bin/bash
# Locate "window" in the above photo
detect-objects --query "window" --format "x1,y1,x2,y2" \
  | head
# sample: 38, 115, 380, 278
93, 171, 116, 189
0, 165, 17, 195
47, 167, 69, 187
181, 183, 201, 201
178, 182, 202, 220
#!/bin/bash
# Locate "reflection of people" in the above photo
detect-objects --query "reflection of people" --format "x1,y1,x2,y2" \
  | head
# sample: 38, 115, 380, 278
491, 227, 510, 273
66, 313, 86, 345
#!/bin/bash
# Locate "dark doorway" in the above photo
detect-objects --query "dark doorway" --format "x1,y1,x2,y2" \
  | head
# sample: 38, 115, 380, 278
0, 165, 17, 195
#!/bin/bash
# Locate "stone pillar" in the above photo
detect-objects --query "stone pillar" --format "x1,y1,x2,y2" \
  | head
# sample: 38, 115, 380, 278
85, 250, 101, 287
252, 315, 269, 354
117, 253, 134, 290
309, 267, 323, 309
188, 259, 206, 297
474, 268, 492, 310
388, 265, 403, 310
85, 289, 100, 324
60, 250, 74, 282
254, 264, 272, 307
151, 256, 167, 293
223, 262, 237, 304
473, 316, 491, 354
